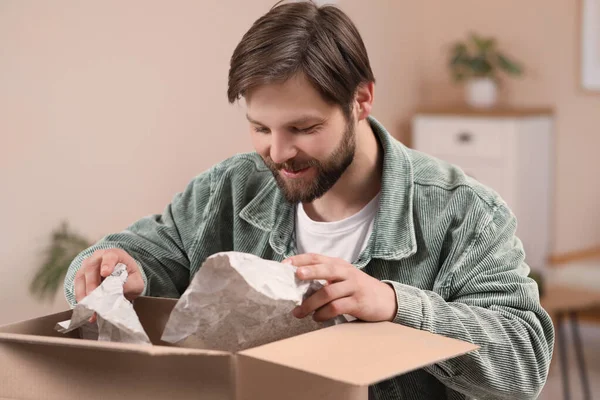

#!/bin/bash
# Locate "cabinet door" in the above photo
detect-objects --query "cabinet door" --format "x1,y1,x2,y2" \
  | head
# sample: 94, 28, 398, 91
412, 117, 515, 161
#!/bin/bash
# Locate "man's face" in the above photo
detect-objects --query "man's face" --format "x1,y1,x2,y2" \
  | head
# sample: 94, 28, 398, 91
246, 74, 356, 204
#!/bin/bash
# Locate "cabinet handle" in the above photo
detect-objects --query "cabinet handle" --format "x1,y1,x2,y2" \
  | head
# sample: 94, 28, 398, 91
456, 132, 473, 144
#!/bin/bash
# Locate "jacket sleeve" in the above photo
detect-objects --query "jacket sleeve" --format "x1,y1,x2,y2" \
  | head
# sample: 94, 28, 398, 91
384, 204, 555, 399
64, 169, 214, 306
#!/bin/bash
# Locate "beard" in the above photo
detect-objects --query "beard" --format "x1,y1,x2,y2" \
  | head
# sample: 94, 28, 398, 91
263, 118, 356, 204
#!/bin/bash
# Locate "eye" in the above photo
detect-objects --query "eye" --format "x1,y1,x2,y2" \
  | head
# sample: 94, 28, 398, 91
253, 126, 270, 134
292, 124, 320, 134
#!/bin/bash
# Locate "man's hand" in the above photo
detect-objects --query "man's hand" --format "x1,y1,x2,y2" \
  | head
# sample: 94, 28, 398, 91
74, 248, 145, 304
284, 253, 397, 323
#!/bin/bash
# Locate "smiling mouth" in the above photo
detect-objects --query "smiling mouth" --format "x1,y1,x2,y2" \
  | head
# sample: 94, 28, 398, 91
281, 166, 311, 178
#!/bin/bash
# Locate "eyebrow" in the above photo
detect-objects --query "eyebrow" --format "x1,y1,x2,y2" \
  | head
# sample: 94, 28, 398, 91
246, 114, 326, 127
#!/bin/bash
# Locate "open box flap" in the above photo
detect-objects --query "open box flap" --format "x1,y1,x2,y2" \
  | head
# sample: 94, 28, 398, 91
0, 310, 74, 336
239, 321, 479, 386
0, 302, 229, 358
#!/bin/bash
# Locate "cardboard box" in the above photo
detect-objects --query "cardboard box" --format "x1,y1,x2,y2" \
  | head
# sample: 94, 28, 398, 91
0, 296, 478, 400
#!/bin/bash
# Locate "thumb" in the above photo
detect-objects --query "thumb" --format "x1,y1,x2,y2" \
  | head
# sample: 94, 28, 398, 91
123, 272, 145, 300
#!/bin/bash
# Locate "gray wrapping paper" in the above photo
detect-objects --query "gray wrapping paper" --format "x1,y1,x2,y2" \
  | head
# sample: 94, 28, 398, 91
161, 252, 352, 352
56, 263, 151, 345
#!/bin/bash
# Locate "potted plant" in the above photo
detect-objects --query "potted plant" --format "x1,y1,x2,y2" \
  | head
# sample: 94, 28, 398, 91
449, 32, 524, 108
29, 221, 92, 302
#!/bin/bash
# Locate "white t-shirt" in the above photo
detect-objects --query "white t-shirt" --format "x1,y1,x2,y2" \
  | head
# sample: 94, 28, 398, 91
295, 193, 381, 264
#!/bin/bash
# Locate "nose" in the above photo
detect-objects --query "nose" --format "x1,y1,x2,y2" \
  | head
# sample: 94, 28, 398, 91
269, 131, 297, 164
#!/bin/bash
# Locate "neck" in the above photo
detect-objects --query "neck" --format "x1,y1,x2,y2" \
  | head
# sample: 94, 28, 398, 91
302, 118, 383, 222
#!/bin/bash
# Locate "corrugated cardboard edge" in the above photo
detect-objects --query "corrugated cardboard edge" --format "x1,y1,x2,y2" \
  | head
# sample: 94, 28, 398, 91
0, 331, 230, 357
0, 310, 73, 334
0, 306, 229, 358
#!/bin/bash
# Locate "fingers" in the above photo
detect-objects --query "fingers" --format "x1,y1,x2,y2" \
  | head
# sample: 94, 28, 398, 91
312, 297, 356, 322
74, 248, 143, 303
74, 251, 102, 302
100, 251, 120, 277
84, 265, 102, 297
81, 250, 109, 297
284, 253, 327, 267
295, 263, 349, 282
82, 249, 107, 271
74, 270, 87, 303
294, 281, 354, 319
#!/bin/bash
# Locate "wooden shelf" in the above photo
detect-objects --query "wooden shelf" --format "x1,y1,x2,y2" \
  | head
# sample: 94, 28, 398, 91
415, 106, 554, 117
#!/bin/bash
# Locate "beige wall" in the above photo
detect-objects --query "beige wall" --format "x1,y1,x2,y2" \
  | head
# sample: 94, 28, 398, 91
1, 0, 599, 324
0, 0, 263, 324
0, 1, 418, 324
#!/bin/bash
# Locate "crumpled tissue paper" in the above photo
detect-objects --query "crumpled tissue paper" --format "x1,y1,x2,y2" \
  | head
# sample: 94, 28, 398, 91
161, 251, 354, 352
56, 263, 151, 345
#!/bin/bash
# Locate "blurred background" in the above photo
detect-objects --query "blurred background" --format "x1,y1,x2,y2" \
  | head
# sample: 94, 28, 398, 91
1, 0, 599, 398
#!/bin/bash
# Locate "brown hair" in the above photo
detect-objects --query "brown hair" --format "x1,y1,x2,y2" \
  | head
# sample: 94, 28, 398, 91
227, 1, 375, 117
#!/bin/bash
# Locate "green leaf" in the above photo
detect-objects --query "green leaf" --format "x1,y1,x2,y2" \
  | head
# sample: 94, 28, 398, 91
482, 38, 497, 52
469, 32, 497, 54
450, 43, 468, 64
452, 42, 468, 55
470, 33, 486, 50
497, 52, 523, 75
29, 221, 92, 302
450, 53, 466, 67
453, 71, 467, 82
448, 33, 524, 83
470, 55, 493, 76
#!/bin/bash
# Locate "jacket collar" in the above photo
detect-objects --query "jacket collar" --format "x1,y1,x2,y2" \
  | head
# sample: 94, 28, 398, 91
240, 116, 417, 261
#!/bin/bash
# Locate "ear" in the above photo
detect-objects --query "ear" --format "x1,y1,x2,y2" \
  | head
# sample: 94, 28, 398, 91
354, 81, 374, 121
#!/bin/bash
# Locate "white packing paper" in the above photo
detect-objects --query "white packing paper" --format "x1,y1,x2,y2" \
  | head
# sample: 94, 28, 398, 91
56, 263, 151, 345
161, 251, 353, 352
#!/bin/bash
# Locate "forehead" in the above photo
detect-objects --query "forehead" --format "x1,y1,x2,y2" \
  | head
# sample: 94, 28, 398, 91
245, 73, 338, 126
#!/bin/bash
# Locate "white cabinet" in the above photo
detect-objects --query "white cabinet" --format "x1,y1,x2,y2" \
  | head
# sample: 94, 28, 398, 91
411, 109, 554, 272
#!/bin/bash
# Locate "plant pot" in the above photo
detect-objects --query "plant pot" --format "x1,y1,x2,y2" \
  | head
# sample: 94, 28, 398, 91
465, 77, 498, 108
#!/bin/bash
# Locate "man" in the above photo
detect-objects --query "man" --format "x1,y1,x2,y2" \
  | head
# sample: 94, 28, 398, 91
65, 1, 554, 399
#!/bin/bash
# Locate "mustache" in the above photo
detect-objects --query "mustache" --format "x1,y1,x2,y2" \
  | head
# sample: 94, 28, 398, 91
265, 158, 319, 172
